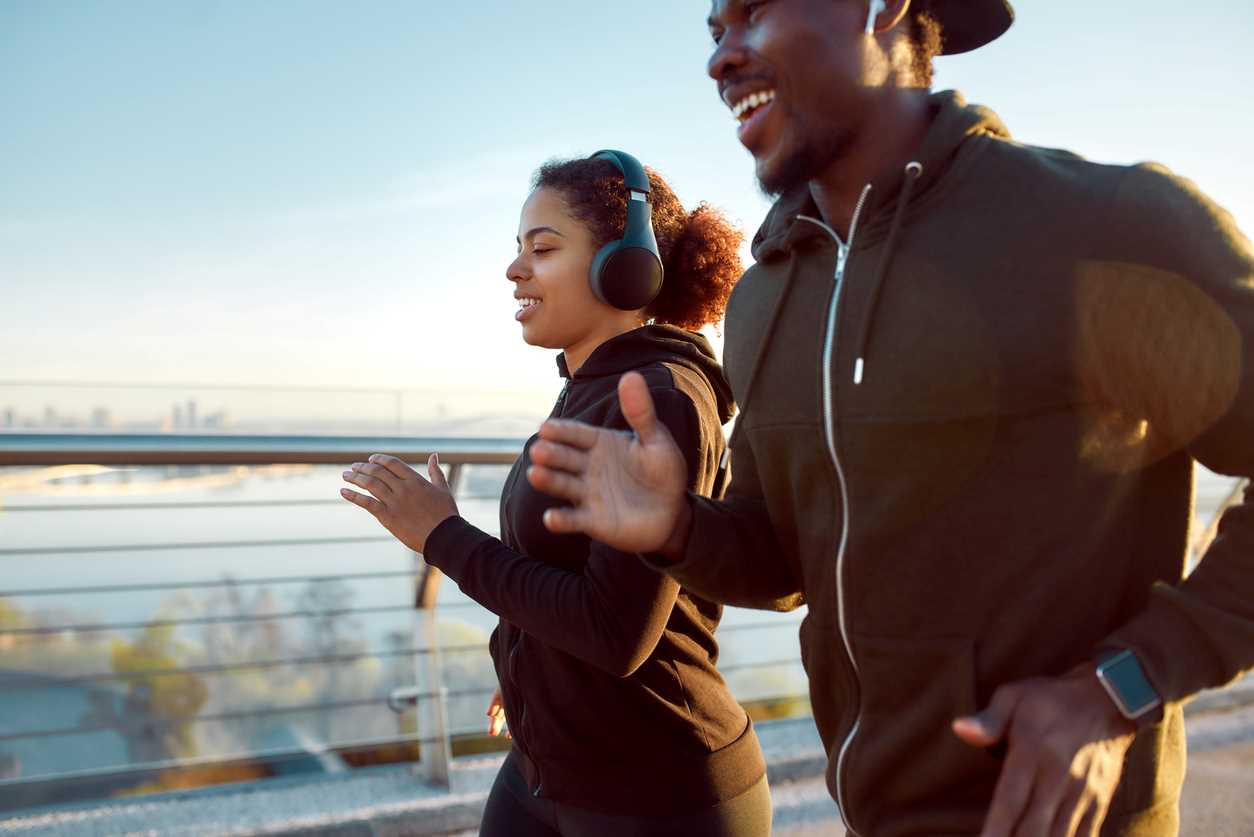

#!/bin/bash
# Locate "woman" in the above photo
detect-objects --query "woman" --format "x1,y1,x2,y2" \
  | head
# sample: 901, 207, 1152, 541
340, 152, 770, 836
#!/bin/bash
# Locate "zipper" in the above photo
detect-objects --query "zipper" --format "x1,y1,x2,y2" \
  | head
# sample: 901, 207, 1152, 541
797, 182, 872, 836
506, 630, 545, 795
508, 632, 525, 741
514, 378, 568, 796
553, 380, 571, 417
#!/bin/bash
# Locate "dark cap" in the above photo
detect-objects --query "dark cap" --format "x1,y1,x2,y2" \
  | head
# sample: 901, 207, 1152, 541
919, 0, 1015, 55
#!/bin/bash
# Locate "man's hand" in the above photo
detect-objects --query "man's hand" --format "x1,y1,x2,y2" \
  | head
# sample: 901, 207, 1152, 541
952, 668, 1137, 837
526, 371, 689, 556
340, 453, 458, 554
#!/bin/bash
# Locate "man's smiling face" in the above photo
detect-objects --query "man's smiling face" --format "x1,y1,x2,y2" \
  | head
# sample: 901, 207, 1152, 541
707, 0, 878, 196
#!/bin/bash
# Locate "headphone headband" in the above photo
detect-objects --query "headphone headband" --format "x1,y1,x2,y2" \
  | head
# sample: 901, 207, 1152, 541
585, 149, 664, 311
592, 149, 652, 196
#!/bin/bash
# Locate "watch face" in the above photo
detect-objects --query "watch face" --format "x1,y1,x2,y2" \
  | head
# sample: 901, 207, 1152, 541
1100, 652, 1161, 717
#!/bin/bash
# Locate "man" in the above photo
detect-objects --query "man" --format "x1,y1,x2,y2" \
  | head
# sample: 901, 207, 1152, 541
526, 1, 1254, 835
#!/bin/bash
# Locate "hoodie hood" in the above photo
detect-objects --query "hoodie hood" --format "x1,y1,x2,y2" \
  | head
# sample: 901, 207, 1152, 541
723, 91, 1012, 458
556, 324, 736, 424
750, 90, 1011, 262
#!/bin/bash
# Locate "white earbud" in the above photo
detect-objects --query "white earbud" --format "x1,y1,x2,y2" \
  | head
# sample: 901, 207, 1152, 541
865, 0, 887, 35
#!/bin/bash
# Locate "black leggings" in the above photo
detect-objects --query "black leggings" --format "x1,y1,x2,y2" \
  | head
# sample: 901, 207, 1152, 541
479, 754, 772, 837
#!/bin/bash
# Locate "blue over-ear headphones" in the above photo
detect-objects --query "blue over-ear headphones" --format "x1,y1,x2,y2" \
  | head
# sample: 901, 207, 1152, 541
588, 149, 664, 311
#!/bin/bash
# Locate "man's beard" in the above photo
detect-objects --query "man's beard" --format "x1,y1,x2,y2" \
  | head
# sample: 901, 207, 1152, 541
756, 116, 851, 198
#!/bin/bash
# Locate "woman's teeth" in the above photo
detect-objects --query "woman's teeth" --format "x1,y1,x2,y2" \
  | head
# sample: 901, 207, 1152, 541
516, 297, 541, 320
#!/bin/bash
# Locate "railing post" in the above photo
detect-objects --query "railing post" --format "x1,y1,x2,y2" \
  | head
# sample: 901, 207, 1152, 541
409, 462, 461, 788
412, 604, 451, 787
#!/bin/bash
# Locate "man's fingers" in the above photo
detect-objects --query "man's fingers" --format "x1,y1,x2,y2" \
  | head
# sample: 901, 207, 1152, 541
617, 371, 661, 444
954, 686, 1019, 748
527, 464, 586, 503
953, 715, 1001, 748
367, 453, 416, 482
980, 747, 1038, 837
964, 685, 1032, 837
1071, 795, 1106, 837
529, 439, 590, 475
542, 505, 593, 535
340, 487, 386, 516
343, 467, 394, 497
1048, 786, 1092, 837
536, 417, 606, 451
1015, 774, 1065, 837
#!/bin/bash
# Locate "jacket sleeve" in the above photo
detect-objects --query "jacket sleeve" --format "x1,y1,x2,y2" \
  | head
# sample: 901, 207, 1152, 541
644, 417, 806, 612
420, 387, 699, 678
1087, 163, 1254, 702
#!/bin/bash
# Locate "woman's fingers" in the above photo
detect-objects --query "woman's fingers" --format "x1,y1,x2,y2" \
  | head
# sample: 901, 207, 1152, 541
368, 453, 417, 482
427, 453, 450, 489
487, 689, 507, 737
343, 465, 394, 497
340, 487, 386, 516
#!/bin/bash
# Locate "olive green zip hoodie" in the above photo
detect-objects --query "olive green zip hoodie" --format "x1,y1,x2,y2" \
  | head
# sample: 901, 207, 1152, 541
659, 91, 1254, 835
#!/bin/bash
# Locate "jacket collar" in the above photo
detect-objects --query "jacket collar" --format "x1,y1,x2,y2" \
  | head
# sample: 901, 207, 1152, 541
554, 324, 735, 424
750, 90, 1010, 261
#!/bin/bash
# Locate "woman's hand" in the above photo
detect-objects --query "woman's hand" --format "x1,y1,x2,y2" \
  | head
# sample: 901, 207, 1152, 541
340, 453, 458, 554
486, 687, 510, 738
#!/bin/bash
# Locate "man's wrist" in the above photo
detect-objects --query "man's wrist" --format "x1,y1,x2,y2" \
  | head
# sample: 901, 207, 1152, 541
655, 495, 694, 564
1063, 665, 1138, 738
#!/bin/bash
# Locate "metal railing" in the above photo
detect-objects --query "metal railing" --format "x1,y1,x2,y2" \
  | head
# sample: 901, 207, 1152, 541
11, 433, 1235, 814
0, 434, 811, 812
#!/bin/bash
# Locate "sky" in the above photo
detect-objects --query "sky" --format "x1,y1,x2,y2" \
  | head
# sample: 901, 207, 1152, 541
2, 0, 1253, 428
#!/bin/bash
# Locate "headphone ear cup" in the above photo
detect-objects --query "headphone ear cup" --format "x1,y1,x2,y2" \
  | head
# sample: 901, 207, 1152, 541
589, 240, 620, 307
585, 150, 665, 310
593, 245, 664, 310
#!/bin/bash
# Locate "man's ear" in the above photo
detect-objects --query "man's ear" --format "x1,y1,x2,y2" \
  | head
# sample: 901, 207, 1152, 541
867, 0, 912, 35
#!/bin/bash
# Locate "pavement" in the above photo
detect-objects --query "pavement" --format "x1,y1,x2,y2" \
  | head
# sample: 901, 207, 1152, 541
1179, 689, 1254, 837
2, 680, 1250, 836
434, 684, 1254, 837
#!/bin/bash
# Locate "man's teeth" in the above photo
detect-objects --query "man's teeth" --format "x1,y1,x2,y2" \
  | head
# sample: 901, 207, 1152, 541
518, 298, 540, 308
732, 90, 776, 121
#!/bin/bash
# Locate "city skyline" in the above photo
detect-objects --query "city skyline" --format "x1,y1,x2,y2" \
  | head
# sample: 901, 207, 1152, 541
0, 386, 552, 435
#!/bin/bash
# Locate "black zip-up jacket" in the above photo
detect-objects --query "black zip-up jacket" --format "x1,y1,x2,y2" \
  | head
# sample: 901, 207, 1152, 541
655, 91, 1254, 835
423, 324, 765, 815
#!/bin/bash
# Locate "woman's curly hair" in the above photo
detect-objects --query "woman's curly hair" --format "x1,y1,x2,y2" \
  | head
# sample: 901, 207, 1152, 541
532, 157, 743, 331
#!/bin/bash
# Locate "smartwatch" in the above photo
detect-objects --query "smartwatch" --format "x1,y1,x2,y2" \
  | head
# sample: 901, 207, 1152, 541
1095, 649, 1162, 722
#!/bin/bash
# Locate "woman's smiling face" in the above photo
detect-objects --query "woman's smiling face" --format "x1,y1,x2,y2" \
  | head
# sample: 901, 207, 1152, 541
506, 187, 638, 369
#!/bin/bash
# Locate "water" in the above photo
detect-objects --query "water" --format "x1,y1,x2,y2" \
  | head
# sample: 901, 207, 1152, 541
0, 459, 806, 796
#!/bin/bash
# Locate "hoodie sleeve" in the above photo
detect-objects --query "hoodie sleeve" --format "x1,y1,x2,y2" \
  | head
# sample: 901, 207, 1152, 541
1086, 162, 1254, 702
420, 387, 698, 678
646, 420, 806, 612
